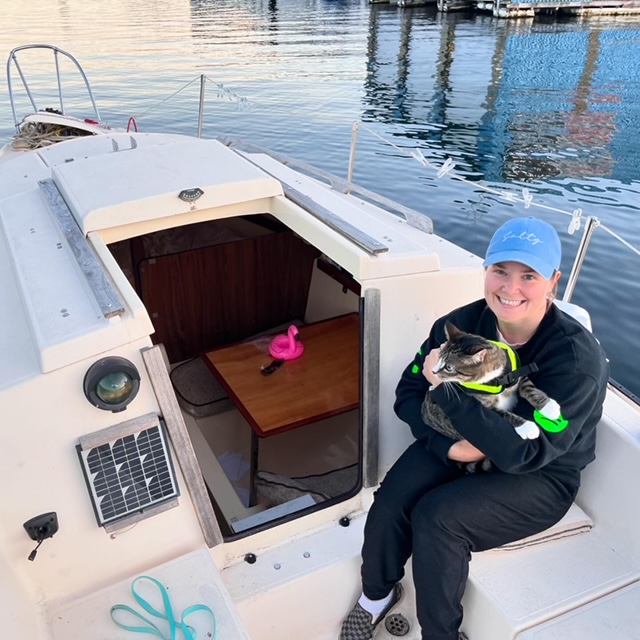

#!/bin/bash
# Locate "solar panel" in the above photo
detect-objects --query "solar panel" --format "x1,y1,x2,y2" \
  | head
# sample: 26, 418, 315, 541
77, 414, 180, 527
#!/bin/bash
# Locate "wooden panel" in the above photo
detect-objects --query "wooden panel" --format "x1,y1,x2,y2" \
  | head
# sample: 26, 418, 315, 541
203, 313, 360, 436
139, 232, 319, 363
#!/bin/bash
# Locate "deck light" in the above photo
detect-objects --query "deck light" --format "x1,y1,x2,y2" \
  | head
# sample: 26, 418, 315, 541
83, 357, 140, 412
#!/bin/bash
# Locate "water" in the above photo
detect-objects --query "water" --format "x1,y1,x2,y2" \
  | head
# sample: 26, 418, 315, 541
1, 0, 639, 396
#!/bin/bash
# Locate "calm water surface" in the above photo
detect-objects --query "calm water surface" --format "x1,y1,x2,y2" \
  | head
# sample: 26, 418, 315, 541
1, 0, 639, 395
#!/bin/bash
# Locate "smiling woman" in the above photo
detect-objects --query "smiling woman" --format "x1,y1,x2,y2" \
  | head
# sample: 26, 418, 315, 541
341, 215, 609, 640
482, 217, 563, 345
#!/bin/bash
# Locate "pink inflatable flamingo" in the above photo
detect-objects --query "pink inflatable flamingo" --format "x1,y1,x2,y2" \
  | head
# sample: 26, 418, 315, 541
268, 325, 305, 360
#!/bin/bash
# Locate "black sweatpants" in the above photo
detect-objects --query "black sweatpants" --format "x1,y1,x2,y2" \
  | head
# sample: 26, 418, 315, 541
360, 441, 577, 640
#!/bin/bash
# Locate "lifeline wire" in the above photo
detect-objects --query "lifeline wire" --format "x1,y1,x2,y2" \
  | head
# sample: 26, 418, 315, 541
358, 123, 640, 259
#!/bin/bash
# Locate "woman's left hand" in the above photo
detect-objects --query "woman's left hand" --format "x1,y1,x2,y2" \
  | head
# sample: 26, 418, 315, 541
423, 347, 442, 388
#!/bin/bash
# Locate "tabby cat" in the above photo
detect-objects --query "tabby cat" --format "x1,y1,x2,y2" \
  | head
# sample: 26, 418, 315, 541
421, 321, 561, 471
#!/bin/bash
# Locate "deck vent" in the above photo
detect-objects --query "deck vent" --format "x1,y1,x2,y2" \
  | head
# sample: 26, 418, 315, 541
77, 413, 180, 530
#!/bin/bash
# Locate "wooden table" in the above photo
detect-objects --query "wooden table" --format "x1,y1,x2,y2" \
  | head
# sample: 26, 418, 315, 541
203, 313, 360, 504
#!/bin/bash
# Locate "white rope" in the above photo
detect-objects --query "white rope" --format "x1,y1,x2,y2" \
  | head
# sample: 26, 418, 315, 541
359, 123, 640, 257
11, 121, 83, 150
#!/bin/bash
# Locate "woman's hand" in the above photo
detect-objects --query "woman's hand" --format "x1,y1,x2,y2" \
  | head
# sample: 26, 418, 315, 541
423, 347, 442, 388
448, 440, 486, 463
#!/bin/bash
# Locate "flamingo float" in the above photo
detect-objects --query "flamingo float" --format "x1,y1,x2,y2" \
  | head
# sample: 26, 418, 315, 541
268, 325, 305, 361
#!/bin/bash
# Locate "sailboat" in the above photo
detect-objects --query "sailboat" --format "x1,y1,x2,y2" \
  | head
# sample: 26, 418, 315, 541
2, 44, 639, 640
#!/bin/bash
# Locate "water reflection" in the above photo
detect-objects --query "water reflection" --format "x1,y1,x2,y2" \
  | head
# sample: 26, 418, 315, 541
0, 0, 639, 395
364, 8, 638, 184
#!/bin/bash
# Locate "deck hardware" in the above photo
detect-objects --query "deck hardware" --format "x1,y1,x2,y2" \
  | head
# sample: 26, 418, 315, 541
178, 187, 204, 202
23, 512, 58, 561
83, 357, 140, 412
303, 552, 311, 558
339, 516, 350, 527
274, 563, 281, 570
244, 553, 257, 564
385, 613, 410, 636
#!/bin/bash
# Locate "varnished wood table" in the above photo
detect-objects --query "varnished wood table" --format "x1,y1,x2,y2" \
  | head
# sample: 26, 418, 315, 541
203, 313, 360, 505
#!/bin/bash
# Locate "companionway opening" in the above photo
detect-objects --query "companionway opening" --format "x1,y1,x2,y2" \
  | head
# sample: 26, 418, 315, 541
108, 213, 365, 538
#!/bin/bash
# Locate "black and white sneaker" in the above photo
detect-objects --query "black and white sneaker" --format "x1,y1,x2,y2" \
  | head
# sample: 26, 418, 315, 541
339, 583, 404, 640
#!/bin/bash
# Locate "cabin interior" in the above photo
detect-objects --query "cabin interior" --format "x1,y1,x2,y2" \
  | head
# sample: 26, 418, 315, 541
107, 213, 363, 538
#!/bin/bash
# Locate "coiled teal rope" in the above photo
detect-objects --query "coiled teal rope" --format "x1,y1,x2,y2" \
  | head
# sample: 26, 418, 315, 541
110, 575, 217, 639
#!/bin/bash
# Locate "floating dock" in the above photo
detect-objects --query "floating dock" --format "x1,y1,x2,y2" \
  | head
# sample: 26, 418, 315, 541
370, 0, 640, 17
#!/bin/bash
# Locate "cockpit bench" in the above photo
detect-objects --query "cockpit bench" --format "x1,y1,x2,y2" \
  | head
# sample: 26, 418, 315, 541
460, 390, 640, 640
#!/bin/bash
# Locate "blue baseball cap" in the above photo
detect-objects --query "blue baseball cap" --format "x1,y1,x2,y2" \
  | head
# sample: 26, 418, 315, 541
483, 217, 562, 279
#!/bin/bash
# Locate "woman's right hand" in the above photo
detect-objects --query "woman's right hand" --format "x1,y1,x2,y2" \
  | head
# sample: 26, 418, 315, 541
448, 440, 486, 463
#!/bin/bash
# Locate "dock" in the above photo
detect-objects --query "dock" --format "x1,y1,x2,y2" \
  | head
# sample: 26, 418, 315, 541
370, 0, 640, 17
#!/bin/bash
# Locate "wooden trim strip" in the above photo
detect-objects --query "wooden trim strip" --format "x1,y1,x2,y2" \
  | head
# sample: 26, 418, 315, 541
142, 345, 223, 547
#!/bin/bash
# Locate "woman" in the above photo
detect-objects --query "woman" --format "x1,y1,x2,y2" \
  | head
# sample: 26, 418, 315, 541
340, 217, 609, 640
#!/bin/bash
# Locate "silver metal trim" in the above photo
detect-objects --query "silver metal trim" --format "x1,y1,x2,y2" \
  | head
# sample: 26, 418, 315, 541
563, 216, 600, 303
38, 179, 125, 319
361, 288, 381, 488
283, 183, 389, 255
220, 137, 434, 235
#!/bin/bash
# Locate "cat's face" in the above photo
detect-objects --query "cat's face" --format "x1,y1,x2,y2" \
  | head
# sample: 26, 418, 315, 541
433, 322, 506, 385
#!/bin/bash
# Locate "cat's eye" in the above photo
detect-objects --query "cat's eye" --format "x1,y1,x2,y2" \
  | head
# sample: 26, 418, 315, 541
444, 364, 455, 373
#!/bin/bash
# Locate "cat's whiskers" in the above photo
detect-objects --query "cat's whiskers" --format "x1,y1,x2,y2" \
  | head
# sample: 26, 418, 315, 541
441, 381, 461, 402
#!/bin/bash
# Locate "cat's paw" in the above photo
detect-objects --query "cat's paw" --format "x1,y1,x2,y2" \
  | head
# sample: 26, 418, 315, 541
538, 399, 561, 420
515, 421, 540, 440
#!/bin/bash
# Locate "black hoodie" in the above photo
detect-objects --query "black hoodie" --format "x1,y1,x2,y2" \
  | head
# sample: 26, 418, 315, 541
394, 299, 609, 489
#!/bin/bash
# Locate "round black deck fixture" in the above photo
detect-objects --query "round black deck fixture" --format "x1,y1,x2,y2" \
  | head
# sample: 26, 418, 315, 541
83, 357, 140, 412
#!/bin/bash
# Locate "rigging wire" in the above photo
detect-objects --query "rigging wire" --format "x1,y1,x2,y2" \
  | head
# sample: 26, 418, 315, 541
8, 77, 639, 260
359, 123, 640, 259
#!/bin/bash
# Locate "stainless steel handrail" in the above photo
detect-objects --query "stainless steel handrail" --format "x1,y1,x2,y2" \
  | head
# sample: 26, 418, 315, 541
563, 217, 601, 303
7, 44, 101, 131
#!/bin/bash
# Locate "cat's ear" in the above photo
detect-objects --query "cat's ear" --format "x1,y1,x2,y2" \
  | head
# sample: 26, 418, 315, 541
471, 348, 487, 363
445, 321, 462, 340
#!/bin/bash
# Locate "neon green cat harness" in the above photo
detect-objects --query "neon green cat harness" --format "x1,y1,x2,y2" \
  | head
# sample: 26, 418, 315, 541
458, 342, 569, 432
459, 341, 538, 394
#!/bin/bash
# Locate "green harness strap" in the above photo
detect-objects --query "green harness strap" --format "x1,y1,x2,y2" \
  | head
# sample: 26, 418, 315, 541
459, 341, 521, 394
457, 342, 569, 432
110, 575, 217, 639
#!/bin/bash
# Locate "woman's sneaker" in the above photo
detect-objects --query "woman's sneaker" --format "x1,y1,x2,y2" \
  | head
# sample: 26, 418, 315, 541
339, 583, 404, 640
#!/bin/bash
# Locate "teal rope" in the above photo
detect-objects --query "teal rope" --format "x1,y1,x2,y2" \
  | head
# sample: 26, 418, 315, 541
110, 576, 217, 639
